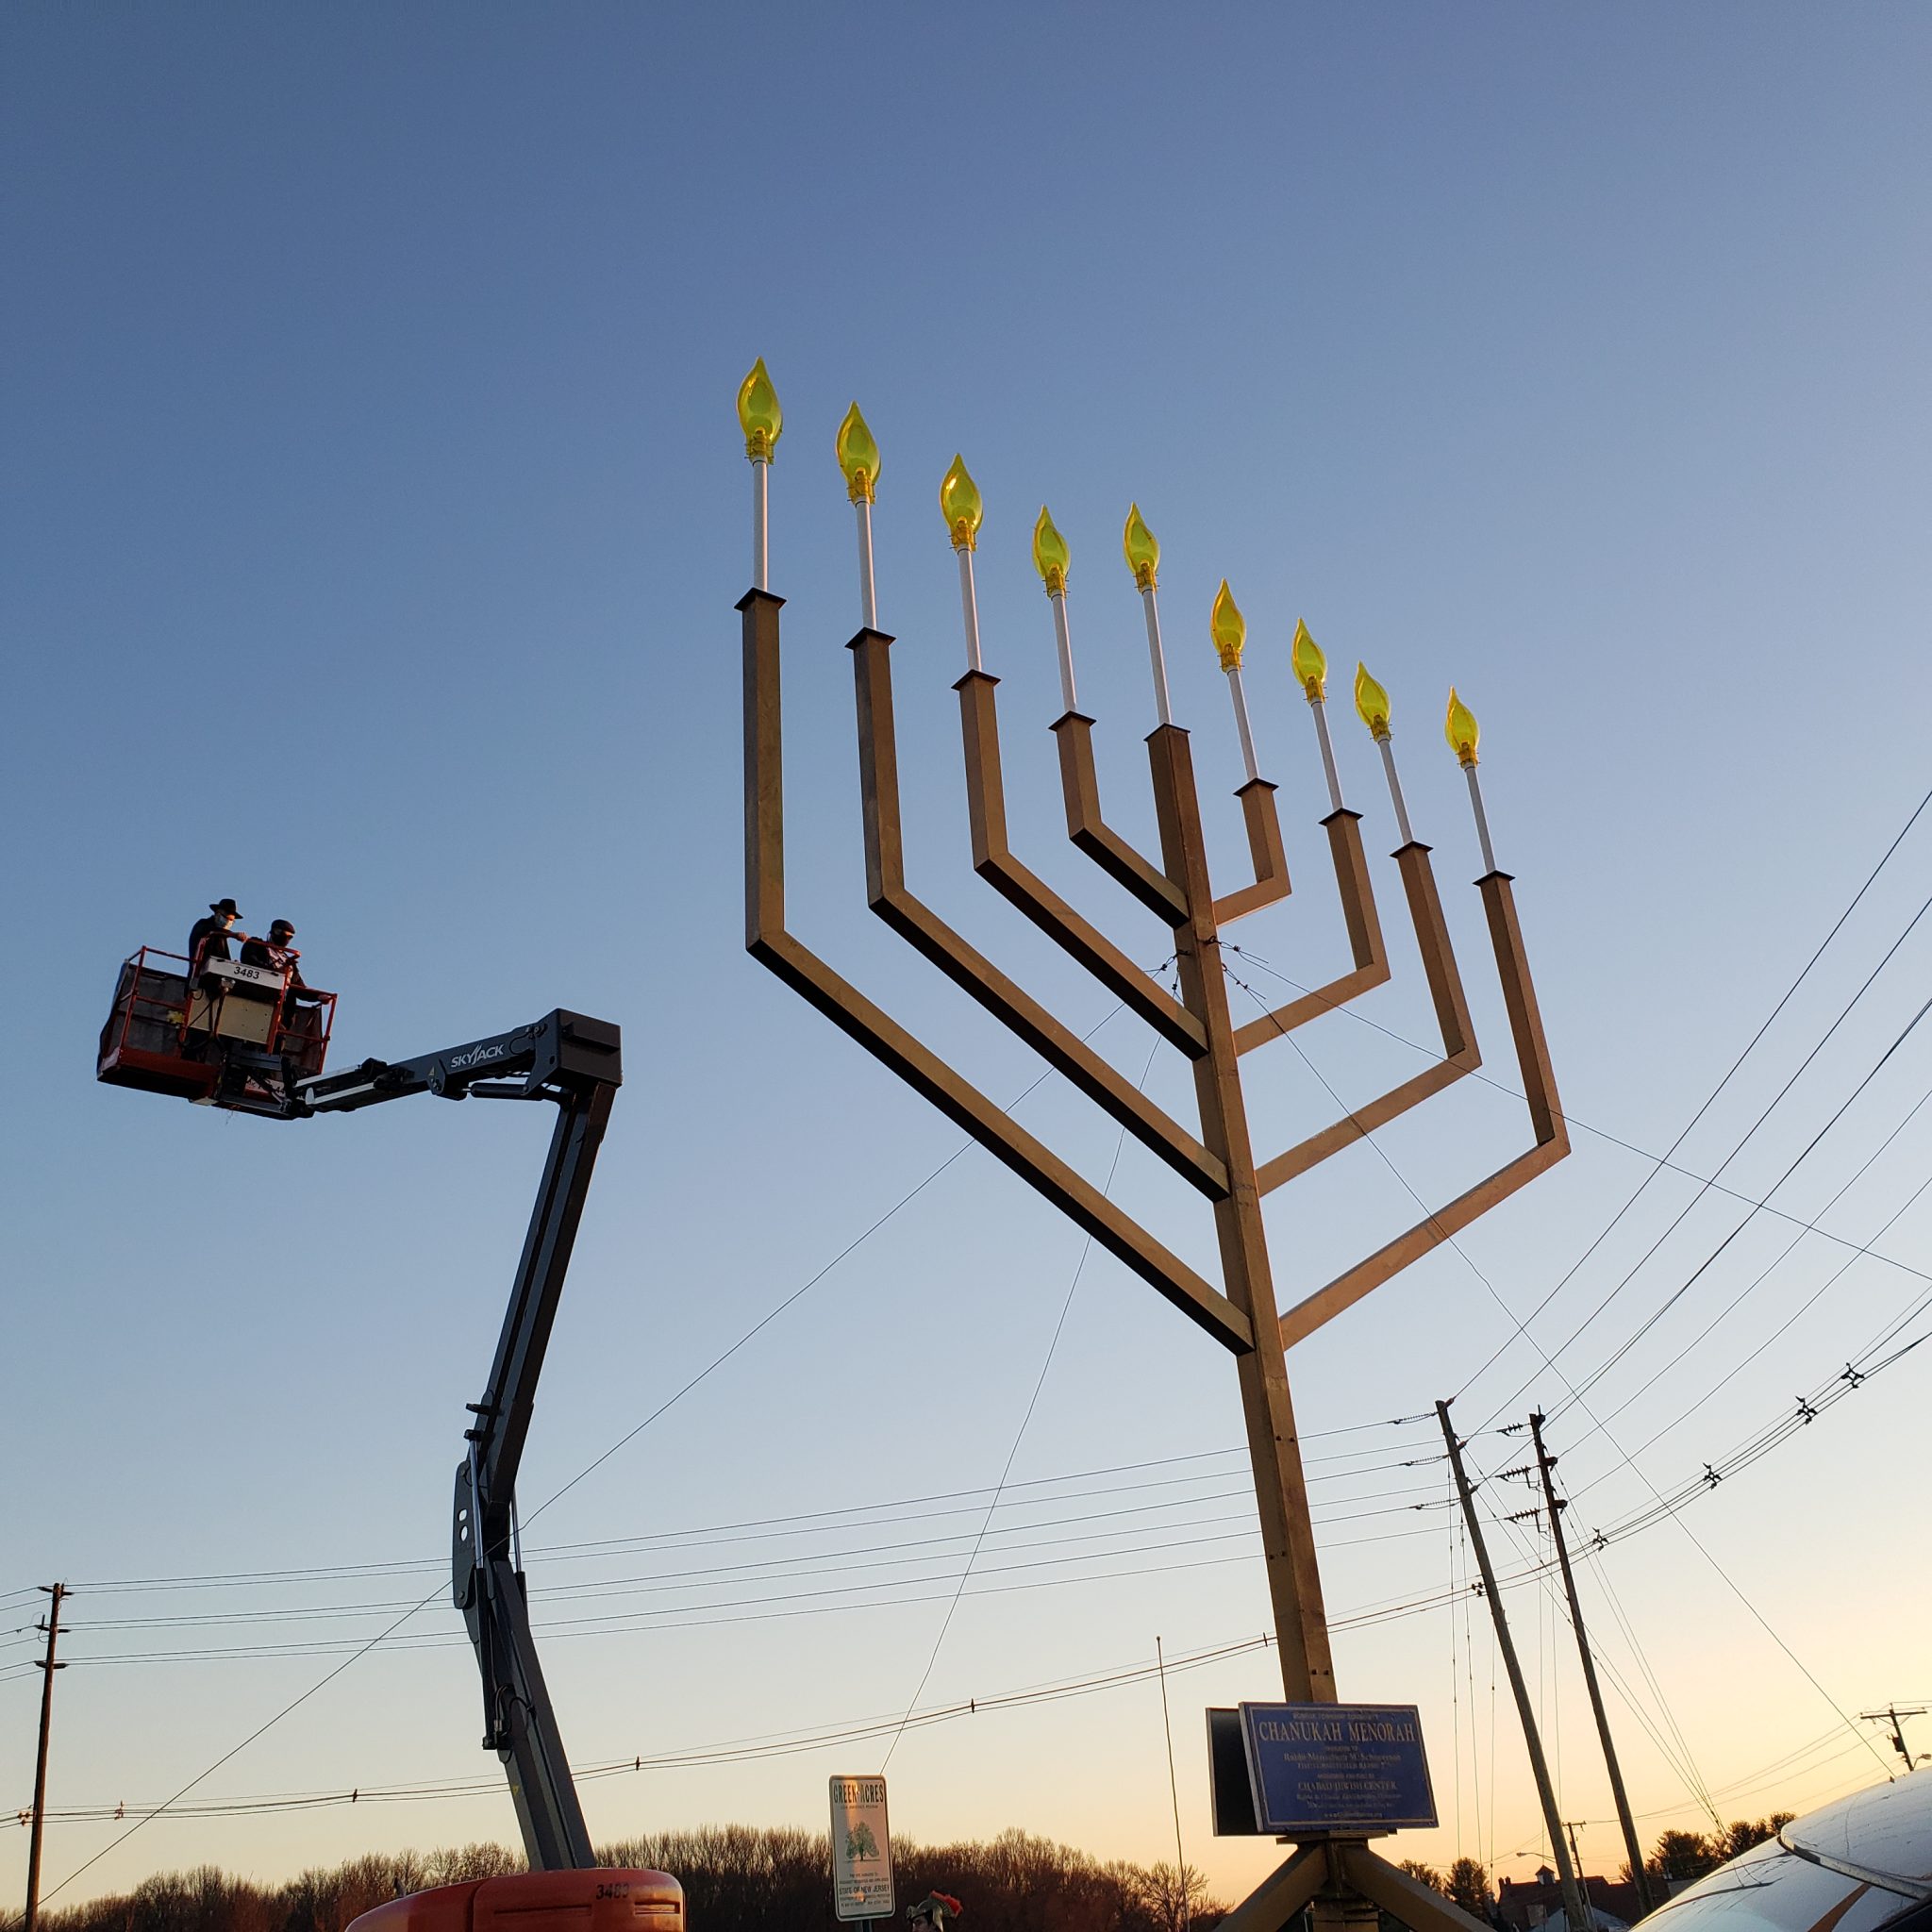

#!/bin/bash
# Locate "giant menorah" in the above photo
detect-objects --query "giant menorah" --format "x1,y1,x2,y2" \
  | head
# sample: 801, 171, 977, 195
732, 362, 1568, 1932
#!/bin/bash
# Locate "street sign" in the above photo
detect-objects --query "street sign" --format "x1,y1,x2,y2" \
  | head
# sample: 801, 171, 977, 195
829, 1774, 895, 1923
1239, 1703, 1438, 1834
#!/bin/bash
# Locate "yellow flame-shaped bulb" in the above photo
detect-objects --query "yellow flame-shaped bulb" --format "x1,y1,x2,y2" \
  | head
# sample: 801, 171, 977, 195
1210, 581, 1246, 672
1032, 507, 1070, 596
1291, 618, 1327, 701
1123, 504, 1160, 591
940, 455, 982, 552
1354, 662, 1391, 740
738, 358, 782, 463
836, 403, 880, 505
1445, 688, 1480, 767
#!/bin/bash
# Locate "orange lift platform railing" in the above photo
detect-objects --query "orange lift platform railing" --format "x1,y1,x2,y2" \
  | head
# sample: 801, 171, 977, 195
97, 943, 338, 1116
98, 976, 682, 1925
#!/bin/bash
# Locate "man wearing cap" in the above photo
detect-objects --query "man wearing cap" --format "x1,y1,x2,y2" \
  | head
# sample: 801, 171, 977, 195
187, 898, 246, 976
242, 919, 312, 1041
241, 918, 303, 983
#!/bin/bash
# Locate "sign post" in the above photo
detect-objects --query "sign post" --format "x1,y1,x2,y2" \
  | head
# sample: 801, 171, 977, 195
829, 1775, 895, 1926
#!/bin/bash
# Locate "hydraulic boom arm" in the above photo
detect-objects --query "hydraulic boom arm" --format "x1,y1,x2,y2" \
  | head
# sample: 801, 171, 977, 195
298, 1009, 623, 1870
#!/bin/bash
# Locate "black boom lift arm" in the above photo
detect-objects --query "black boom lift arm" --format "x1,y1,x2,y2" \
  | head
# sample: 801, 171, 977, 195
298, 1009, 622, 1871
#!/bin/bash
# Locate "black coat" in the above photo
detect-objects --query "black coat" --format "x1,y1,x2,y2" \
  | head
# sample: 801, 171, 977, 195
187, 915, 234, 967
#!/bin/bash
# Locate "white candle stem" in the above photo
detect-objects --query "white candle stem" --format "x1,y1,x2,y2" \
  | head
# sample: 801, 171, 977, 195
1466, 764, 1498, 874
856, 499, 877, 632
1310, 700, 1345, 813
1378, 736, 1415, 845
751, 459, 769, 591
1050, 591, 1078, 714
1141, 588, 1174, 727
957, 549, 983, 674
1225, 667, 1260, 784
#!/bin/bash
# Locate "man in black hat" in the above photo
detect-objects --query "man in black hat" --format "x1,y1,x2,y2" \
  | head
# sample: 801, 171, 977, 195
188, 898, 245, 975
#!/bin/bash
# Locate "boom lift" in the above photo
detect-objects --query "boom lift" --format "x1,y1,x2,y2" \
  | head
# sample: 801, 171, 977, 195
100, 988, 683, 1924
299, 1009, 621, 1871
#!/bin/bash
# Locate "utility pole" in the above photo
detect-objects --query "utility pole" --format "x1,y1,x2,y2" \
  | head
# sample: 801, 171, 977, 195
1564, 1824, 1589, 1893
1155, 1638, 1191, 1932
1439, 1404, 1591, 1932
1857, 1706, 1927, 1772
24, 1583, 69, 1932
1530, 1412, 1655, 1919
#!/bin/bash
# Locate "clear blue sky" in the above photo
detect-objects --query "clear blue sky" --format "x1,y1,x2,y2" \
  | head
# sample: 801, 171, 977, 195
5, 2, 1929, 1912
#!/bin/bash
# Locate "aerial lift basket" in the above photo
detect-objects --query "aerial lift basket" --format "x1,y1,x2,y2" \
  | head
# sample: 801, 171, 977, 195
96, 944, 336, 1114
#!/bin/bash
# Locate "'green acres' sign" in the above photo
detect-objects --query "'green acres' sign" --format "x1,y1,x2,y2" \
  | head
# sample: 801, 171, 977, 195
829, 1775, 895, 1923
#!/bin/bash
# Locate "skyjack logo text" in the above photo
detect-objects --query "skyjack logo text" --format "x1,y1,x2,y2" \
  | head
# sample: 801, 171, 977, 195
448, 1041, 514, 1070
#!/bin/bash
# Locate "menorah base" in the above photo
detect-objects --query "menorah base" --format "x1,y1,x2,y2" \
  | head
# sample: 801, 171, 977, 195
1221, 1840, 1492, 1932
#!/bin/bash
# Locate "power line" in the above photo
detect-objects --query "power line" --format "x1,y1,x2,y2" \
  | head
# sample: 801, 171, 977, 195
1443, 777, 1932, 1409
21, 1631, 1277, 1825
27, 1474, 1450, 1649
1216, 945, 1932, 1308
37, 1437, 1435, 1601
1572, 1109, 1932, 1457
37, 1501, 1457, 1664
1225, 936, 1919, 1766
1474, 1445, 1720, 1830
1543, 991, 1932, 1425
1577, 1296, 1932, 1529
19, 1586, 447, 1916
1229, 909, 1920, 1777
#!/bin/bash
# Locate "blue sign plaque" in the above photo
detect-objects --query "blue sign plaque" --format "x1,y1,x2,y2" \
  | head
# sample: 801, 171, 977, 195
1239, 1703, 1438, 1833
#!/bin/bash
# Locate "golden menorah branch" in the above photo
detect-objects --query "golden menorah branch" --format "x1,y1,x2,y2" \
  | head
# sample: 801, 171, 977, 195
1048, 710, 1297, 928
955, 669, 1208, 1058
851, 628, 1230, 1199
1051, 712, 1191, 921
958, 658, 1378, 1070
1211, 778, 1293, 926
740, 588, 1252, 1354
1276, 868, 1569, 1348
1253, 840, 1477, 1195
1229, 809, 1388, 1051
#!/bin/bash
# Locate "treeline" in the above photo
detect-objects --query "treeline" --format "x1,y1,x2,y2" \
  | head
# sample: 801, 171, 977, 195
37, 1826, 1226, 1932
1631, 1816, 1795, 1885
32, 1810, 1807, 1932
1397, 1813, 1797, 1917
